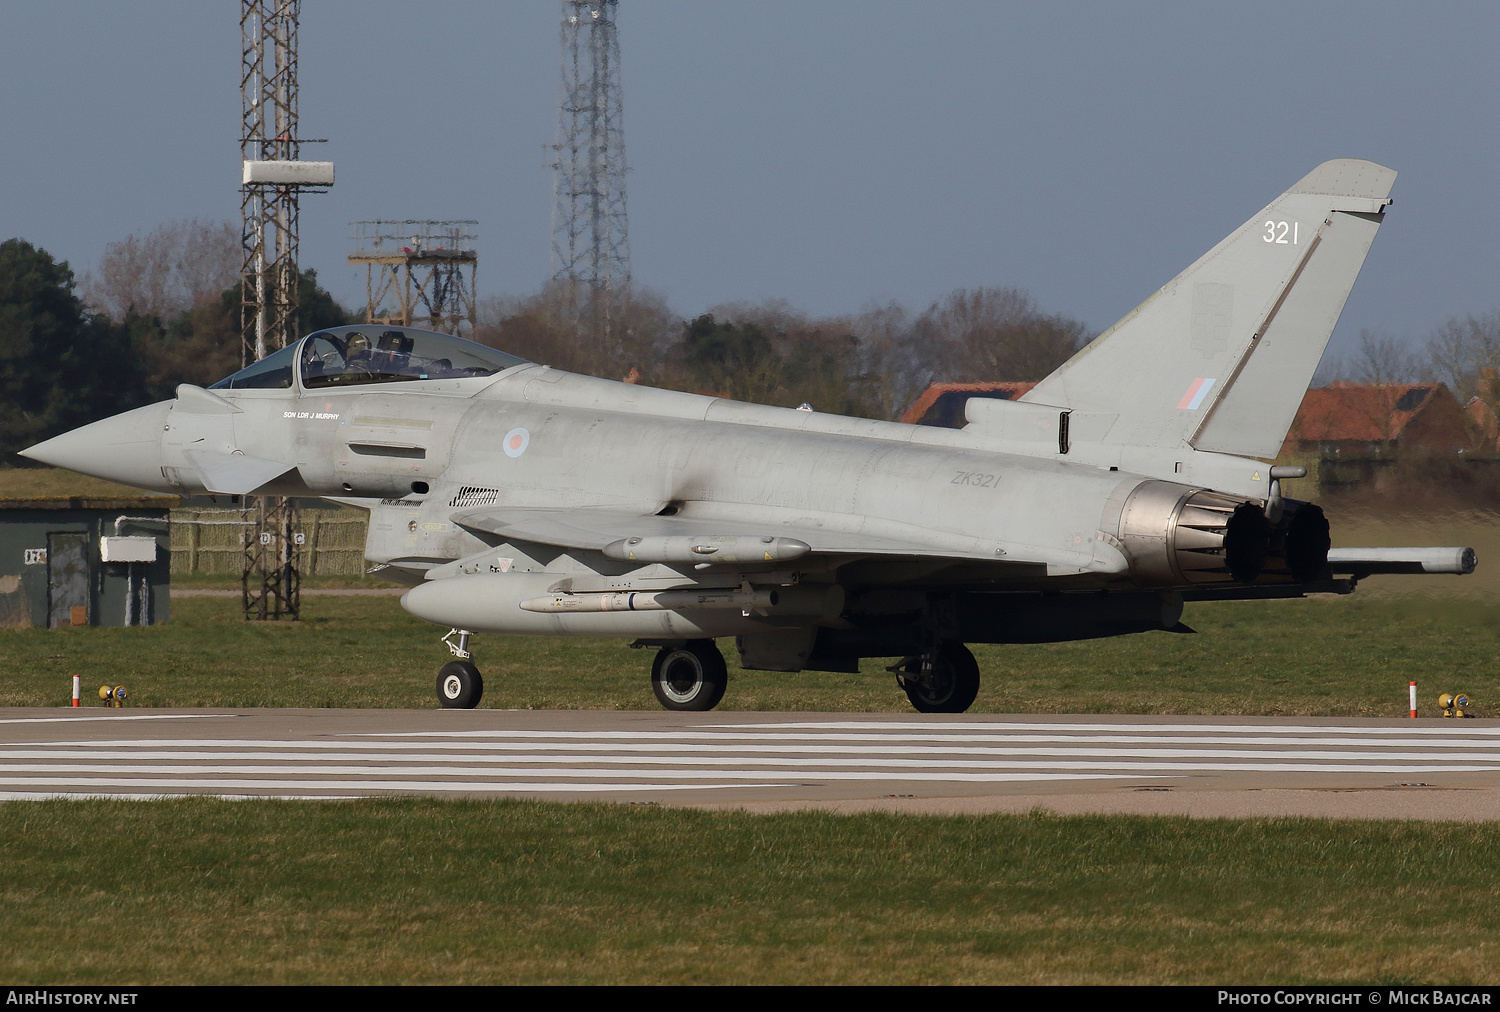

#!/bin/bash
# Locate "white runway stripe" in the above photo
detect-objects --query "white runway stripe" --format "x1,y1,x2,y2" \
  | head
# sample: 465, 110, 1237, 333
341, 728, 1500, 744
3, 716, 1496, 801
0, 792, 359, 802
0, 714, 237, 725
1, 761, 1495, 777
711, 721, 1500, 736
35, 733, 1500, 751
5, 748, 1500, 764
0, 778, 771, 793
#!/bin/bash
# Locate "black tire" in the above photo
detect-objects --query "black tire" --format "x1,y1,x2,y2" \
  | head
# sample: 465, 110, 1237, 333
902, 642, 980, 714
437, 660, 483, 709
650, 640, 728, 711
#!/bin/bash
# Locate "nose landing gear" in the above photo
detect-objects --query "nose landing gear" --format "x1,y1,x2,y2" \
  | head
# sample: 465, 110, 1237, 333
436, 628, 483, 709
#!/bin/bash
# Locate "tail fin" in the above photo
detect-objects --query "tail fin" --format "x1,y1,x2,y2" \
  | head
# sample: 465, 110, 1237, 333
1021, 159, 1395, 458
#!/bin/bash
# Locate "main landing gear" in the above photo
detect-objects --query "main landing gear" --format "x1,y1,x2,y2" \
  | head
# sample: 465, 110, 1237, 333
429, 630, 979, 715
895, 641, 980, 714
650, 639, 728, 711
641, 638, 982, 715
436, 629, 483, 709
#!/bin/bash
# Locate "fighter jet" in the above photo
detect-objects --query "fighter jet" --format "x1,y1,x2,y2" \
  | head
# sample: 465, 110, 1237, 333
24, 159, 1475, 713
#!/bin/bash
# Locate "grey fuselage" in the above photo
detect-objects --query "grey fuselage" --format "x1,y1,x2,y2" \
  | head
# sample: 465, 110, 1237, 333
50, 349, 1302, 666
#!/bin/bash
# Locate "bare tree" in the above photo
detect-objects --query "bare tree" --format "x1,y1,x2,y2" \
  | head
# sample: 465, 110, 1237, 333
82, 219, 240, 321
848, 300, 923, 419
1427, 312, 1500, 404
691, 300, 905, 417
475, 281, 678, 383
914, 286, 1087, 384
1351, 329, 1421, 388
697, 291, 1086, 419
1308, 330, 1427, 445
479, 283, 1089, 422
1314, 328, 1427, 387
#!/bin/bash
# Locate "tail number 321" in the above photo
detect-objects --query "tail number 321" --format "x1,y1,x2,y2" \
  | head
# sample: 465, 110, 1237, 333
1263, 220, 1299, 244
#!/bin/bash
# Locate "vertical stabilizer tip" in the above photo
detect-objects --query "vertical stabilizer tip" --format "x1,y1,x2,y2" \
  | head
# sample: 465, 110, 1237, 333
1289, 159, 1396, 202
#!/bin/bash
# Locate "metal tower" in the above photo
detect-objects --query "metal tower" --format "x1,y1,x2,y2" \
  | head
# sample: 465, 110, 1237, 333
348, 220, 479, 335
243, 1, 298, 365
241, 497, 302, 622
551, 0, 631, 314
239, 0, 332, 622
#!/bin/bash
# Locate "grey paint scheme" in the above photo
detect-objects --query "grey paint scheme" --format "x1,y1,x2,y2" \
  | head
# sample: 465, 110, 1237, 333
22, 160, 1473, 673
1021, 160, 1395, 461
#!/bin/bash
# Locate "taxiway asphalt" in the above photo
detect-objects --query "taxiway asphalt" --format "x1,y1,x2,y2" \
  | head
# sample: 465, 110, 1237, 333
2, 708, 1499, 819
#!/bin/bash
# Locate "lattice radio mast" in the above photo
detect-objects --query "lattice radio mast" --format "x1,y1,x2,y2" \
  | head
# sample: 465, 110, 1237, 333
239, 0, 333, 621
241, 0, 332, 365
551, 0, 631, 341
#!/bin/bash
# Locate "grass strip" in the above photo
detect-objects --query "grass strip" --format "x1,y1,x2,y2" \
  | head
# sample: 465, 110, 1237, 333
1, 593, 1496, 715
0, 798, 1494, 985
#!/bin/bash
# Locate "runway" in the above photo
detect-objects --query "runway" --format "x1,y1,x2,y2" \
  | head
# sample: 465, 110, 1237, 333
2, 708, 1498, 819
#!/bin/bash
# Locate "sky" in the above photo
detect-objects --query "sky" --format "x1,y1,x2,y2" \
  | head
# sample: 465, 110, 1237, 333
2, 1, 1498, 366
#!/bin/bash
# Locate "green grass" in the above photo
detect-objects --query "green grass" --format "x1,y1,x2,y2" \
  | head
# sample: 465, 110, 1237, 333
1, 592, 1496, 716
1, 798, 1495, 985
168, 570, 405, 591
0, 466, 159, 500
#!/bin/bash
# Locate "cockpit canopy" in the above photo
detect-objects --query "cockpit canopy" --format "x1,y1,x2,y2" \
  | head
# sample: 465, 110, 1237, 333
208, 325, 530, 391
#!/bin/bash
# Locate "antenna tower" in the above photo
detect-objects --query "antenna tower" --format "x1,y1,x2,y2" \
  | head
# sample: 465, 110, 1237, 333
239, 0, 333, 622
243, 1, 297, 364
551, 0, 631, 339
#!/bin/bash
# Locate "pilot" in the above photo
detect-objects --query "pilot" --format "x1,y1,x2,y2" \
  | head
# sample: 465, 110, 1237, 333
343, 332, 374, 381
376, 331, 415, 377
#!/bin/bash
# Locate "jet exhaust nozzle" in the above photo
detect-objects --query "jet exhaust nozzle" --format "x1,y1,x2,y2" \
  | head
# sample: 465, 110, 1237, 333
1115, 480, 1330, 587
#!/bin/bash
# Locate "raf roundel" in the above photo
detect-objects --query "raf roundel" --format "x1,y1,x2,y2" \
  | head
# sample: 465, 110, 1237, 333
503, 427, 530, 458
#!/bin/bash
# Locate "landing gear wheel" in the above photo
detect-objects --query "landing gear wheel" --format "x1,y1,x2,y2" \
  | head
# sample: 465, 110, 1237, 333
901, 642, 980, 714
437, 660, 483, 709
651, 640, 728, 711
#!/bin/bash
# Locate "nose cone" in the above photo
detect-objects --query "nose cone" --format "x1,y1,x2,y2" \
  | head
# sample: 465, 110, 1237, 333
21, 402, 172, 490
